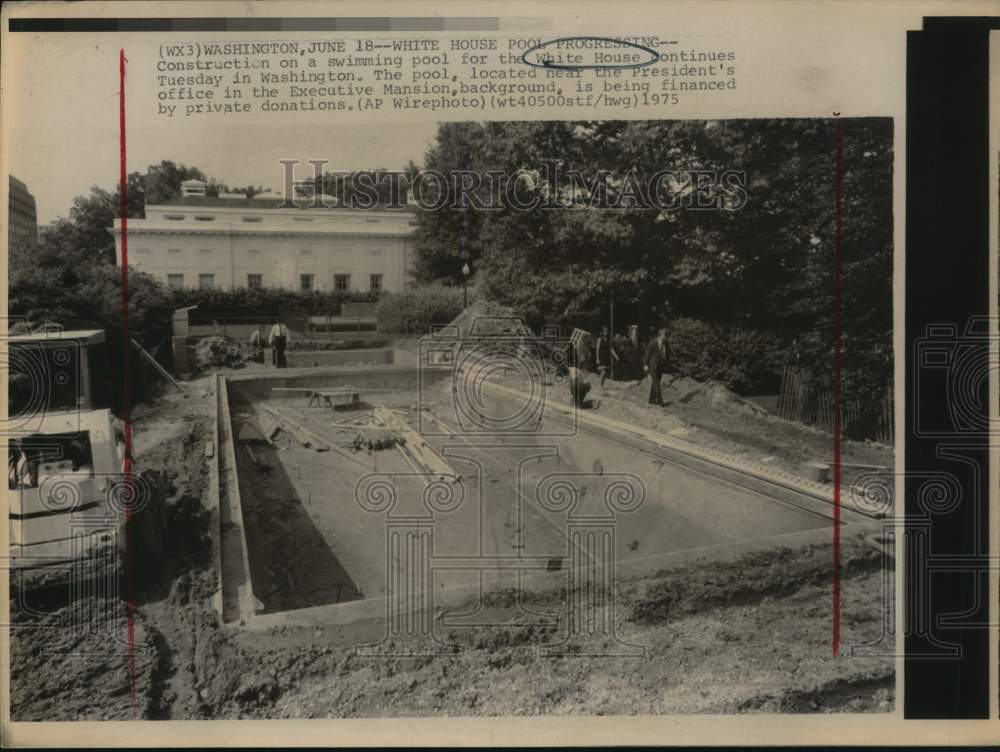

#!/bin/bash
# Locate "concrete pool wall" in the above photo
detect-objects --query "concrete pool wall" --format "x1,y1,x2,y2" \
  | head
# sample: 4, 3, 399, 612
213, 365, 880, 629
284, 347, 396, 369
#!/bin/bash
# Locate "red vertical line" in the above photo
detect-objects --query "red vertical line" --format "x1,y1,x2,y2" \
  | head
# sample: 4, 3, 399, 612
832, 116, 845, 656
118, 48, 137, 704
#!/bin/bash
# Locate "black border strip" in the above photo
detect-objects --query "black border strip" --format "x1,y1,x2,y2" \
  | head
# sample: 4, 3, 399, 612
904, 20, 993, 718
7, 17, 506, 32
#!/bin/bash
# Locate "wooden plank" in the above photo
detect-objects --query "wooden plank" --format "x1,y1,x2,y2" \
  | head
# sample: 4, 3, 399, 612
258, 415, 281, 442
130, 338, 185, 393
291, 412, 372, 469
371, 405, 459, 482
259, 403, 319, 449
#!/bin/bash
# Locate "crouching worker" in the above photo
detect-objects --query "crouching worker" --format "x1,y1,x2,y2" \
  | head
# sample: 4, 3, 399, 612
248, 327, 265, 363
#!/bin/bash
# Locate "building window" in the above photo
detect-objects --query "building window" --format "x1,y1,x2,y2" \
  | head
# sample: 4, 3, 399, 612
242, 216, 262, 223
135, 248, 150, 255
199, 248, 212, 255
167, 274, 184, 289
248, 249, 262, 256
300, 273, 315, 291
370, 274, 383, 292
299, 249, 313, 256
247, 274, 263, 289
293, 217, 313, 222
198, 274, 215, 290
167, 248, 182, 256
194, 215, 215, 222
334, 274, 351, 291
164, 214, 185, 220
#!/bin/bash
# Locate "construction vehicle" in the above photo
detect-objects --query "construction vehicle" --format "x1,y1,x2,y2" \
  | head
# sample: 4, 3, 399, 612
7, 329, 166, 591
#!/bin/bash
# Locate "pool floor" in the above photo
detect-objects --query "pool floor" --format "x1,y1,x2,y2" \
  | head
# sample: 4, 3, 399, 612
228, 379, 834, 616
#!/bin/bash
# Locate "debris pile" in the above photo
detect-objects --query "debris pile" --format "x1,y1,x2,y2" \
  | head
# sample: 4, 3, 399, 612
348, 432, 403, 453
193, 335, 250, 370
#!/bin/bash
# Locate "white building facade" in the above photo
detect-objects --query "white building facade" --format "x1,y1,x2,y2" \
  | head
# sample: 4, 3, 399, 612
110, 182, 417, 293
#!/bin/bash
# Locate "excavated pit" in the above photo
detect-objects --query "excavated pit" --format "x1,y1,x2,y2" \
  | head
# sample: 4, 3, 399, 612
214, 363, 875, 627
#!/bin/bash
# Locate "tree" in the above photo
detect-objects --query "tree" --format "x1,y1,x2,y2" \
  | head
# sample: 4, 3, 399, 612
410, 118, 894, 397
142, 160, 208, 205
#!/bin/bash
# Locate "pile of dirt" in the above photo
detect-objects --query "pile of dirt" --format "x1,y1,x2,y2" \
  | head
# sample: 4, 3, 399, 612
443, 300, 534, 339
579, 372, 893, 490
625, 536, 884, 624
623, 373, 767, 419
142, 569, 271, 720
256, 533, 894, 718
8, 595, 160, 720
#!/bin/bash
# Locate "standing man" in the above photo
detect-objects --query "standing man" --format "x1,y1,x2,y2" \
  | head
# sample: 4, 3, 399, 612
643, 327, 669, 405
565, 341, 592, 407
594, 326, 617, 388
269, 319, 290, 369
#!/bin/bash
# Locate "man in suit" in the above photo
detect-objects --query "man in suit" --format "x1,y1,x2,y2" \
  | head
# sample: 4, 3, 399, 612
594, 326, 617, 388
643, 327, 669, 405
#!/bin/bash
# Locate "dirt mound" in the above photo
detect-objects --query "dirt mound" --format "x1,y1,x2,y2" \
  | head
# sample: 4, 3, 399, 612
9, 595, 160, 720
261, 534, 893, 718
143, 569, 258, 719
625, 373, 767, 418
443, 299, 534, 339
626, 535, 883, 625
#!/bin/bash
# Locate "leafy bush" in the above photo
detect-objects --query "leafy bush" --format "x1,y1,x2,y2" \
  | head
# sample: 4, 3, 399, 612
170, 286, 379, 315
375, 285, 469, 335
667, 317, 785, 394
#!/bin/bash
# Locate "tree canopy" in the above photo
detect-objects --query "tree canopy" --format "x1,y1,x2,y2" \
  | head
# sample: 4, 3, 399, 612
409, 118, 893, 395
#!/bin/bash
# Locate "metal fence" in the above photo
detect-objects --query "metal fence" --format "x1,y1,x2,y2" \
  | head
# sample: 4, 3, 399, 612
777, 366, 894, 444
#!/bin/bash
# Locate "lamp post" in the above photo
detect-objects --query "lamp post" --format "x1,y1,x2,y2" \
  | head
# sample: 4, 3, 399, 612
462, 261, 471, 309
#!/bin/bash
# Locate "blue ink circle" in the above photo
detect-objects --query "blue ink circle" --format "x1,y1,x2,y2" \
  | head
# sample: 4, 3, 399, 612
520, 36, 660, 71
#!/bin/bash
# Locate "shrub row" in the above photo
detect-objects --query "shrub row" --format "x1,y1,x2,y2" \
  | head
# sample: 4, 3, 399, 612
375, 285, 469, 335
666, 317, 785, 394
169, 286, 380, 315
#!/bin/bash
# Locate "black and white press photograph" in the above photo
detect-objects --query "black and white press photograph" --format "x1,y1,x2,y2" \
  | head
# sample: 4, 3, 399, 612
6, 110, 897, 719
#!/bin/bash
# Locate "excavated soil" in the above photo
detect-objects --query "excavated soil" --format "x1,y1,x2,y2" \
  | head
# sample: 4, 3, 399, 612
495, 368, 894, 493
8, 373, 895, 720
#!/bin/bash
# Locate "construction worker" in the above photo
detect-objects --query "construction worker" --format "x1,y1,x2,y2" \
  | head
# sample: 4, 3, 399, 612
248, 327, 264, 363
269, 319, 290, 368
594, 326, 617, 388
565, 341, 592, 407
643, 327, 669, 405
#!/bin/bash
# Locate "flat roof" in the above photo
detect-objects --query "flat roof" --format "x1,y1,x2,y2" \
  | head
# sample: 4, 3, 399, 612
153, 196, 414, 212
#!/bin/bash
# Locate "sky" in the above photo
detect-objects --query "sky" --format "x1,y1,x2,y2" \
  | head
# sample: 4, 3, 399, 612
5, 34, 440, 224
